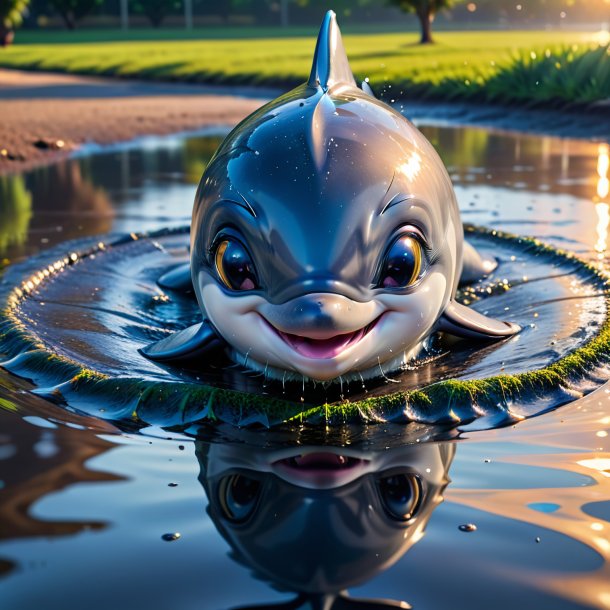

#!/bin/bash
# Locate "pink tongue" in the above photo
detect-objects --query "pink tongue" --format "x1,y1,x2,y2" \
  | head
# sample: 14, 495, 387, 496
280, 328, 364, 359
294, 453, 347, 468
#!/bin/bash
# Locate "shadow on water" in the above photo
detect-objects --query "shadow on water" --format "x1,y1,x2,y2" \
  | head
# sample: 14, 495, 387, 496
1, 123, 610, 609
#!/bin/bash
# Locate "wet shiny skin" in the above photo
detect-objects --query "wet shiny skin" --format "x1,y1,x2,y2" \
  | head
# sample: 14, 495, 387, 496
171, 12, 517, 380
190, 84, 465, 380
200, 272, 448, 381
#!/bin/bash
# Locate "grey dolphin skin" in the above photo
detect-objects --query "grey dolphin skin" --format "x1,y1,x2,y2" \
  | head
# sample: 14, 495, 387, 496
198, 440, 454, 609
141, 10, 519, 383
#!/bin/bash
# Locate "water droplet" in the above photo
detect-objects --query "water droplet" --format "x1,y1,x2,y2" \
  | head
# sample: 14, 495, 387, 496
161, 532, 181, 541
535, 536, 541, 543
168, 482, 178, 487
458, 523, 477, 532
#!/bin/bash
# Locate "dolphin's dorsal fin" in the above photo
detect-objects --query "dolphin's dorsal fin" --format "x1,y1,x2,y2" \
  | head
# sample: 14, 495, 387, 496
308, 10, 356, 92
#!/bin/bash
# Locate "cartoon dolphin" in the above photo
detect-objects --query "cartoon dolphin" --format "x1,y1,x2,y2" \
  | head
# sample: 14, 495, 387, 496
141, 11, 519, 382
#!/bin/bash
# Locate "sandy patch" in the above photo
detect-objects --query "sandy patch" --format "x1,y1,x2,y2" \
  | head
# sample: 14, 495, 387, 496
0, 69, 270, 175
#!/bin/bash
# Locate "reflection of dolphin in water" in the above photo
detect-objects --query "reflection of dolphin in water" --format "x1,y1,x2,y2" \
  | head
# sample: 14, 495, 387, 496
142, 11, 518, 383
196, 439, 455, 609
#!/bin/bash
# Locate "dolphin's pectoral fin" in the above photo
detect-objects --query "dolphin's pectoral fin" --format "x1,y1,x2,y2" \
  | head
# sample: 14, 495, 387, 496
158, 263, 193, 293
459, 241, 497, 286
439, 301, 520, 340
139, 321, 226, 363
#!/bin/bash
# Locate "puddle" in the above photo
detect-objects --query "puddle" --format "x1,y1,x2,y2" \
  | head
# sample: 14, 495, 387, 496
1, 224, 608, 428
1, 123, 610, 609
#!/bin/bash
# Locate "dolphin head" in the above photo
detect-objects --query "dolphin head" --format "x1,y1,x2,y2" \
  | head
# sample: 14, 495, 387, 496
149, 11, 518, 383
189, 12, 477, 382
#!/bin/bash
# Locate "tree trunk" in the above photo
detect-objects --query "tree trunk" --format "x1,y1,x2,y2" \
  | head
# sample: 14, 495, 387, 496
417, 8, 434, 44
0, 26, 14, 48
60, 11, 77, 30
218, 0, 231, 23
280, 0, 289, 27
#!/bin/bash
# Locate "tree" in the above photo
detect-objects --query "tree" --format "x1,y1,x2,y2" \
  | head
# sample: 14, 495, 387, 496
386, 0, 465, 44
132, 0, 180, 28
0, 0, 29, 46
48, 0, 102, 29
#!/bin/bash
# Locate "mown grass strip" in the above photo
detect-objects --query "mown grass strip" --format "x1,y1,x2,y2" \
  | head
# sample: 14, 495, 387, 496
0, 31, 608, 107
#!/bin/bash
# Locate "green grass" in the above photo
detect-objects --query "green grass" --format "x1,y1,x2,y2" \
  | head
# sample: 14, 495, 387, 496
8, 21, 520, 44
11, 24, 419, 44
0, 30, 608, 106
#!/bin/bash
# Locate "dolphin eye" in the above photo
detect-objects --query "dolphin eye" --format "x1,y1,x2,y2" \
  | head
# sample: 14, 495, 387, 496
377, 235, 423, 289
218, 474, 262, 523
215, 239, 259, 291
377, 472, 422, 521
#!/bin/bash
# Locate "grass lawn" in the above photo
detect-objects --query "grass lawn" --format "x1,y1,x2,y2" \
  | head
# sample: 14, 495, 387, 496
10, 23, 430, 43
0, 29, 608, 105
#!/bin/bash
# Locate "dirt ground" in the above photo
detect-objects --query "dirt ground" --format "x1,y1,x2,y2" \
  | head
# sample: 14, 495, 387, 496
1, 68, 608, 178
0, 69, 273, 175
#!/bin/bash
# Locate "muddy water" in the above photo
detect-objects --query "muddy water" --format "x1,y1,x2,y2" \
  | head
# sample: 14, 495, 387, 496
1, 124, 610, 610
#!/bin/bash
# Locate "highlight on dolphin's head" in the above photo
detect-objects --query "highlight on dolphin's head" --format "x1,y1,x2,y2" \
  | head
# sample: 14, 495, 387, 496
196, 439, 455, 600
141, 10, 519, 383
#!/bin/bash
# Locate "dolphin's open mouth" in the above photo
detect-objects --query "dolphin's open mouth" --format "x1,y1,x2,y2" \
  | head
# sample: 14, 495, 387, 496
275, 453, 363, 470
264, 316, 382, 360
271, 452, 368, 487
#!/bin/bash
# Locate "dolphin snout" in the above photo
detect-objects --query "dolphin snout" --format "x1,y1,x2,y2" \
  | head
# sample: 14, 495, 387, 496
259, 293, 380, 339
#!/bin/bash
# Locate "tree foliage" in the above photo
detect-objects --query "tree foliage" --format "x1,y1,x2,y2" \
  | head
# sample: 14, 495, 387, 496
386, 0, 465, 43
0, 0, 29, 29
132, 0, 180, 28
48, 0, 102, 29
0, 0, 29, 45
